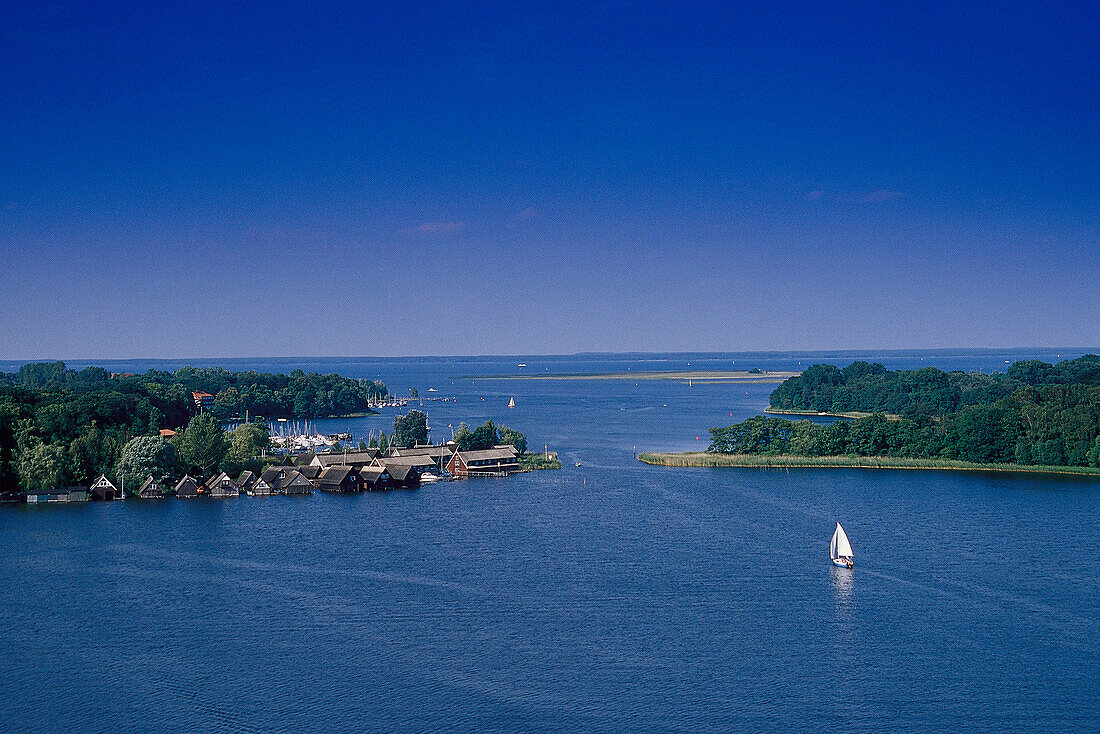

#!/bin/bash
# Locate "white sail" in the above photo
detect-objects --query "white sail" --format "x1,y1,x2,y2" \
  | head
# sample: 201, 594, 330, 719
832, 522, 853, 558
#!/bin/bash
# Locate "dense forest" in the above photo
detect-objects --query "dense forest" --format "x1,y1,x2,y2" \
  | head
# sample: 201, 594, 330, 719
709, 355, 1100, 467
0, 362, 387, 493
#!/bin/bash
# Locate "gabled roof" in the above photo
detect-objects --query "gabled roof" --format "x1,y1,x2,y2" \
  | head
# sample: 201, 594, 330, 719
237, 470, 257, 488
385, 463, 414, 481
455, 447, 520, 462
175, 475, 200, 495
260, 467, 311, 490
279, 470, 312, 487
204, 471, 235, 488
260, 467, 289, 486
359, 467, 389, 481
381, 456, 436, 469
90, 474, 117, 490
292, 451, 316, 466
314, 450, 378, 467
316, 466, 358, 486
296, 465, 322, 479
138, 476, 164, 494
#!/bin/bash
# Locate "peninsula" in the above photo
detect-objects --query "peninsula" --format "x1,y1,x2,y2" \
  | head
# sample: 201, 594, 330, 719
0, 363, 554, 502
640, 355, 1100, 476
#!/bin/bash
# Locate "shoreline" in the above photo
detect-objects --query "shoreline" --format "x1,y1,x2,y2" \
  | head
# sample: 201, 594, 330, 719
637, 452, 1100, 478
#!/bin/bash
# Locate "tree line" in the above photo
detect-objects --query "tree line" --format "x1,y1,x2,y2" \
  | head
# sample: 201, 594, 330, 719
769, 356, 1100, 418
709, 355, 1100, 467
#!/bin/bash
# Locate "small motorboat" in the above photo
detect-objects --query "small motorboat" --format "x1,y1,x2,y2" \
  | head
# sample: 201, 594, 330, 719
419, 472, 441, 483
830, 522, 854, 568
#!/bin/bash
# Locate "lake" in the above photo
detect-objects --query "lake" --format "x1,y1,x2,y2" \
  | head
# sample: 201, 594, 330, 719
1, 350, 1097, 732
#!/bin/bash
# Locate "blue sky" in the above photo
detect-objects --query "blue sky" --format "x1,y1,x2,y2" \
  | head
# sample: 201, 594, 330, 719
0, 1, 1096, 358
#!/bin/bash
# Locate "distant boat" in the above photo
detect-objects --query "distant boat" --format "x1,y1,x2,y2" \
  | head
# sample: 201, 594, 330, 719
419, 472, 440, 483
517, 363, 527, 367
427, 387, 437, 392
830, 522, 854, 568
508, 397, 516, 408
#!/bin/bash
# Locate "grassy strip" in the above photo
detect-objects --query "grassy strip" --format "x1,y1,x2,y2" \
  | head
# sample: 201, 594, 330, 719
637, 452, 1100, 477
517, 454, 563, 471
764, 407, 902, 420
467, 370, 799, 382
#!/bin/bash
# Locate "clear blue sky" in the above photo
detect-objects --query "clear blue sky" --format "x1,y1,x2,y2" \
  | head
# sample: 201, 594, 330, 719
1, 1, 1096, 358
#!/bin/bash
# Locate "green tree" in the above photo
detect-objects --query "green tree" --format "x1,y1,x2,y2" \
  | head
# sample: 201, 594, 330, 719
17, 440, 69, 491
498, 425, 527, 454
377, 432, 388, 454
228, 422, 270, 462
392, 410, 428, 448
0, 399, 24, 494
116, 436, 176, 490
454, 422, 472, 450
69, 426, 123, 485
461, 420, 499, 451
178, 413, 229, 477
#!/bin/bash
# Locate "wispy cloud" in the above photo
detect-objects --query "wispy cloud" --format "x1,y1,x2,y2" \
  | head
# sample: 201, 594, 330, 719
400, 222, 466, 236
510, 206, 542, 224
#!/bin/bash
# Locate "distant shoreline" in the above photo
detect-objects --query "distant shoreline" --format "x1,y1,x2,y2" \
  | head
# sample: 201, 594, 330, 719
637, 452, 1100, 477
468, 370, 800, 383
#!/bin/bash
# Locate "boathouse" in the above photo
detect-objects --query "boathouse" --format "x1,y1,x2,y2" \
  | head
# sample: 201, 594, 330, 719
175, 475, 201, 499
381, 462, 420, 490
379, 455, 437, 477
315, 466, 362, 493
135, 476, 167, 499
445, 447, 520, 477
26, 487, 90, 503
260, 467, 313, 495
236, 470, 257, 495
90, 474, 119, 501
205, 472, 239, 498
359, 466, 393, 491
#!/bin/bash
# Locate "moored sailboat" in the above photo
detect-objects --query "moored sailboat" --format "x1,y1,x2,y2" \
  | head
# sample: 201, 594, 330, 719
830, 522, 854, 568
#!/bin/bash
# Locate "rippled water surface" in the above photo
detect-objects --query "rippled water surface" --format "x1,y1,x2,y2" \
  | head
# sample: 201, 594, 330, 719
1, 351, 1097, 732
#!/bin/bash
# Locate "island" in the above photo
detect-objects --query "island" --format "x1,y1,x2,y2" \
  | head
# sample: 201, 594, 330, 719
640, 355, 1100, 476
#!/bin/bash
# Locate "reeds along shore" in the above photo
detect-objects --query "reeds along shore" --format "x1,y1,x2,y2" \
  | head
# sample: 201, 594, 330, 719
636, 452, 1100, 477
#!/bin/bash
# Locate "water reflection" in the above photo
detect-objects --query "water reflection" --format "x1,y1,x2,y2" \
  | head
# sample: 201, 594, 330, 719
830, 566, 854, 617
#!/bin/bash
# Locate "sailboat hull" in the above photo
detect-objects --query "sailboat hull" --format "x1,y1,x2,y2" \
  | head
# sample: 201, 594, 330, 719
832, 557, 853, 568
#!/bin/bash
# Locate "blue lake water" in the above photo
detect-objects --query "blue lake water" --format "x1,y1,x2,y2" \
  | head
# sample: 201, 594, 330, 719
1, 350, 1098, 732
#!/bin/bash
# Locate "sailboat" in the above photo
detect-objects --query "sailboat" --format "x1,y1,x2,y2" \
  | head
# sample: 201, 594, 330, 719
508, 397, 515, 408
830, 522, 854, 568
